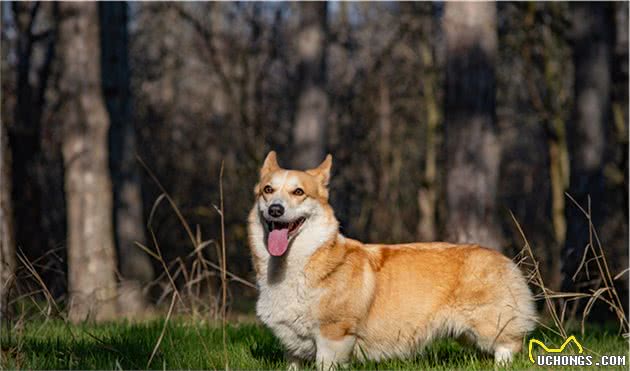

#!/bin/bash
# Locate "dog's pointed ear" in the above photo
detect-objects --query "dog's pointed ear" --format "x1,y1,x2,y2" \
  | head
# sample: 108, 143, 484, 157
307, 154, 332, 187
261, 151, 280, 177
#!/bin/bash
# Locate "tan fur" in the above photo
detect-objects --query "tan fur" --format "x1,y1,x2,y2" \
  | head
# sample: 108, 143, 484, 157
248, 152, 536, 368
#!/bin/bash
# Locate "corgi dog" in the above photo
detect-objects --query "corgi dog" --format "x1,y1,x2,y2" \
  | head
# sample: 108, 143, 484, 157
248, 151, 536, 369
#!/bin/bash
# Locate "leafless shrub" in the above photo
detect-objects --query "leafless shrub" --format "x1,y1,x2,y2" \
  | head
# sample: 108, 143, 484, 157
511, 194, 628, 340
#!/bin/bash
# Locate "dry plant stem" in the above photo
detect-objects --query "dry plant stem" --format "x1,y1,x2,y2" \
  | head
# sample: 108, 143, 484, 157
565, 194, 628, 334
147, 291, 177, 369
511, 199, 628, 342
218, 161, 229, 369
510, 211, 568, 339
137, 157, 244, 366
137, 157, 214, 294
9, 251, 91, 358
142, 224, 215, 366
510, 215, 606, 357
137, 156, 254, 291
15, 249, 58, 317
136, 240, 254, 290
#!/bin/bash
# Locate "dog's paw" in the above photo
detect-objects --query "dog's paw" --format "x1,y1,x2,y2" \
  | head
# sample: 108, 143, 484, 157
494, 345, 514, 366
287, 360, 300, 371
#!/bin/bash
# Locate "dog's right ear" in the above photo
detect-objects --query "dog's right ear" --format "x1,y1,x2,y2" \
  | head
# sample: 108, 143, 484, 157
306, 154, 332, 188
260, 151, 280, 177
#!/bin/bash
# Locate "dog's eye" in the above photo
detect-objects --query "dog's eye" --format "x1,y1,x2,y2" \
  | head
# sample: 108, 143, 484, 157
293, 188, 304, 196
263, 185, 274, 194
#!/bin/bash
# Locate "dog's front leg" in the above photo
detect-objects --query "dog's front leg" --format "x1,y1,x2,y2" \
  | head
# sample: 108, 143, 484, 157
315, 332, 356, 370
285, 353, 302, 371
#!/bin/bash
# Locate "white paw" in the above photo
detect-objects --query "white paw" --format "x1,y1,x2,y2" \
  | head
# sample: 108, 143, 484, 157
315, 335, 355, 371
494, 345, 513, 365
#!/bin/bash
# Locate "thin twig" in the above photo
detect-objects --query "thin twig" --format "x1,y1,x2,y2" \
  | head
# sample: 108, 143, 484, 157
218, 161, 229, 369
147, 292, 177, 369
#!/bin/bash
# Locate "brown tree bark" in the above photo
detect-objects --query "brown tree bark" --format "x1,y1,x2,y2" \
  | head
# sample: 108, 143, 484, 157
521, 3, 570, 290
442, 2, 503, 249
562, 3, 613, 289
371, 74, 394, 242
291, 2, 328, 169
99, 2, 153, 318
57, 2, 118, 322
417, 15, 440, 242
1, 121, 16, 323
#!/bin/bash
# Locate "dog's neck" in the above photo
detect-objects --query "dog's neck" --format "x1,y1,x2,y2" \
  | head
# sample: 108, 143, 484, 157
249, 207, 339, 285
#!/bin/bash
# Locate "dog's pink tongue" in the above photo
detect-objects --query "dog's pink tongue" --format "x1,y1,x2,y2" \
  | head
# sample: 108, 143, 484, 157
268, 228, 289, 256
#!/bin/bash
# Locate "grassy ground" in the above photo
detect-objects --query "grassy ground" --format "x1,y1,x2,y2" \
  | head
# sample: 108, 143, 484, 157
1, 319, 627, 370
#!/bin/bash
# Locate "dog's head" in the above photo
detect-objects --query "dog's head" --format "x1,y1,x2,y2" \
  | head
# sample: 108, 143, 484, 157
253, 151, 333, 257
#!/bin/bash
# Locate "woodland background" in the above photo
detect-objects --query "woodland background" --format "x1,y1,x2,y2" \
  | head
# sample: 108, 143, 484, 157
0, 2, 628, 324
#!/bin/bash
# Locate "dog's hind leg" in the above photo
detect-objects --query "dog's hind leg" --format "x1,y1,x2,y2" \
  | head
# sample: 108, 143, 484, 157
468, 321, 522, 365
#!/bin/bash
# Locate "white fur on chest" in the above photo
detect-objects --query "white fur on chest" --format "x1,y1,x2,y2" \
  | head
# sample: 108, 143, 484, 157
256, 269, 320, 359
250, 210, 335, 359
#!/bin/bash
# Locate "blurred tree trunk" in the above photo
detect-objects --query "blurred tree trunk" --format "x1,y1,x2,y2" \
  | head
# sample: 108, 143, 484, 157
57, 2, 118, 322
442, 2, 503, 249
372, 74, 393, 241
611, 1, 629, 313
615, 2, 628, 200
545, 100, 570, 292
1, 121, 16, 323
417, 10, 440, 242
562, 3, 613, 289
8, 3, 45, 268
613, 1, 628, 207
99, 2, 153, 318
546, 109, 569, 291
522, 3, 570, 290
291, 2, 328, 168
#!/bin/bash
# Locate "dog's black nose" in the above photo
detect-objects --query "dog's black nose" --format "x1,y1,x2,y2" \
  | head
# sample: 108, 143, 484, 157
268, 204, 284, 218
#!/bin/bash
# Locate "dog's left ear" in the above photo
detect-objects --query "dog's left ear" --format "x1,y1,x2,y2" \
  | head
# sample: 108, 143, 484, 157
307, 154, 332, 187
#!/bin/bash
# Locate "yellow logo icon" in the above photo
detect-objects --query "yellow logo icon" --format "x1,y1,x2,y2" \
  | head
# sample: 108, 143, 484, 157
528, 335, 584, 364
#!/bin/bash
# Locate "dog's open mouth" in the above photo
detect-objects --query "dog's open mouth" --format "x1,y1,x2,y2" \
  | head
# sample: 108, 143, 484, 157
265, 217, 306, 257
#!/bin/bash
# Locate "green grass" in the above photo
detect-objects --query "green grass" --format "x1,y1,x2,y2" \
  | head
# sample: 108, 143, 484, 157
1, 319, 627, 370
